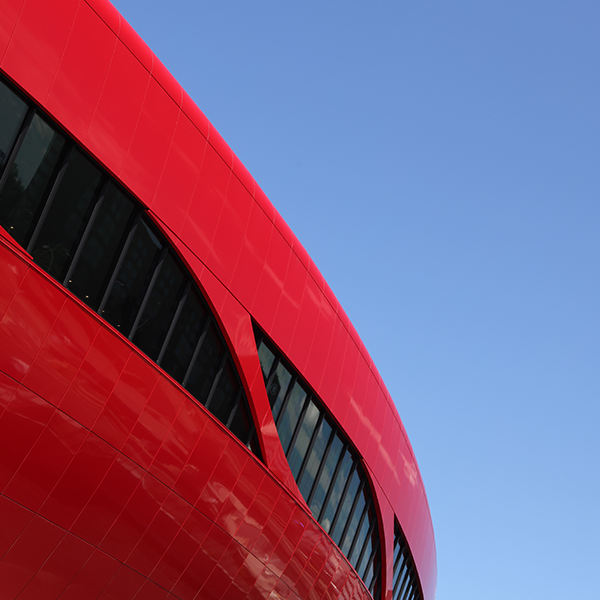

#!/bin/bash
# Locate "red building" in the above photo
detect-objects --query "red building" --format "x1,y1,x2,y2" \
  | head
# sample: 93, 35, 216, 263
0, 1, 436, 598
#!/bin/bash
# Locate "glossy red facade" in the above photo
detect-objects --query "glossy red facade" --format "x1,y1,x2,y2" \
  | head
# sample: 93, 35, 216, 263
0, 1, 436, 599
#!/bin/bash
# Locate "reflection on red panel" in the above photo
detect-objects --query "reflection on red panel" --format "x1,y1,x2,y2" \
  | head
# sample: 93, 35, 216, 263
85, 40, 150, 177
150, 114, 208, 236
121, 78, 179, 206
212, 174, 254, 290
1, 0, 79, 104
46, 1, 116, 144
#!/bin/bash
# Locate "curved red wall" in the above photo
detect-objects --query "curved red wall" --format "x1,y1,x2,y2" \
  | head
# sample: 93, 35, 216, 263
0, 0, 436, 599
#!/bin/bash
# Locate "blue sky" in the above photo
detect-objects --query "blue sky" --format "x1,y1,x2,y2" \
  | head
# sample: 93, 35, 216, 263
110, 1, 599, 598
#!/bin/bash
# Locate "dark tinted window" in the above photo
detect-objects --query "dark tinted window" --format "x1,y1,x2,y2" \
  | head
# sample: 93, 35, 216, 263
0, 114, 65, 246
67, 183, 135, 309
393, 525, 422, 600
310, 432, 343, 518
321, 448, 353, 534
0, 80, 27, 169
257, 342, 275, 383
268, 361, 292, 421
277, 381, 307, 454
160, 289, 207, 381
298, 417, 332, 500
331, 467, 361, 545
30, 148, 103, 280
185, 323, 224, 404
101, 219, 163, 335
208, 359, 240, 425
288, 399, 319, 479
132, 251, 185, 360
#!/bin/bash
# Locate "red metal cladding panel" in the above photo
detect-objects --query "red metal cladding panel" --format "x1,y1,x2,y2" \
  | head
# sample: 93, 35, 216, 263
317, 317, 349, 413
0, 386, 54, 491
0, 514, 64, 598
0, 0, 24, 60
22, 298, 100, 406
180, 146, 232, 264
1, 0, 79, 105
0, 233, 29, 320
250, 226, 293, 336
231, 199, 275, 311
147, 399, 209, 489
46, 0, 117, 144
121, 376, 185, 472
289, 273, 323, 377
98, 471, 170, 564
172, 415, 228, 506
3, 409, 88, 513
70, 452, 145, 547
150, 508, 213, 592
0, 266, 65, 382
37, 430, 118, 531
150, 113, 208, 237
215, 453, 264, 538
210, 172, 254, 291
126, 490, 193, 578
196, 439, 248, 523
363, 388, 387, 470
16, 533, 95, 600
270, 250, 309, 354
0, 494, 33, 558
120, 76, 180, 207
59, 325, 130, 429
295, 292, 337, 397
84, 38, 150, 178
91, 351, 160, 450
254, 184, 277, 223
0, 371, 17, 414
97, 565, 147, 600
57, 548, 121, 600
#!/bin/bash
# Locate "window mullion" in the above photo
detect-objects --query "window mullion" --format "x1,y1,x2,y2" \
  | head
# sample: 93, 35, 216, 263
181, 316, 211, 387
204, 353, 228, 411
347, 494, 370, 563
225, 388, 244, 429
328, 461, 357, 536
284, 393, 311, 462
305, 425, 336, 508
62, 175, 109, 288
0, 107, 35, 193
337, 478, 365, 552
26, 142, 73, 252
316, 442, 347, 523
97, 210, 142, 315
274, 372, 296, 428
128, 245, 168, 340
296, 410, 324, 485
157, 279, 191, 365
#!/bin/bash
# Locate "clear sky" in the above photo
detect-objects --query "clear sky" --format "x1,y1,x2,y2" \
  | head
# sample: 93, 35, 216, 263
110, 1, 599, 598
